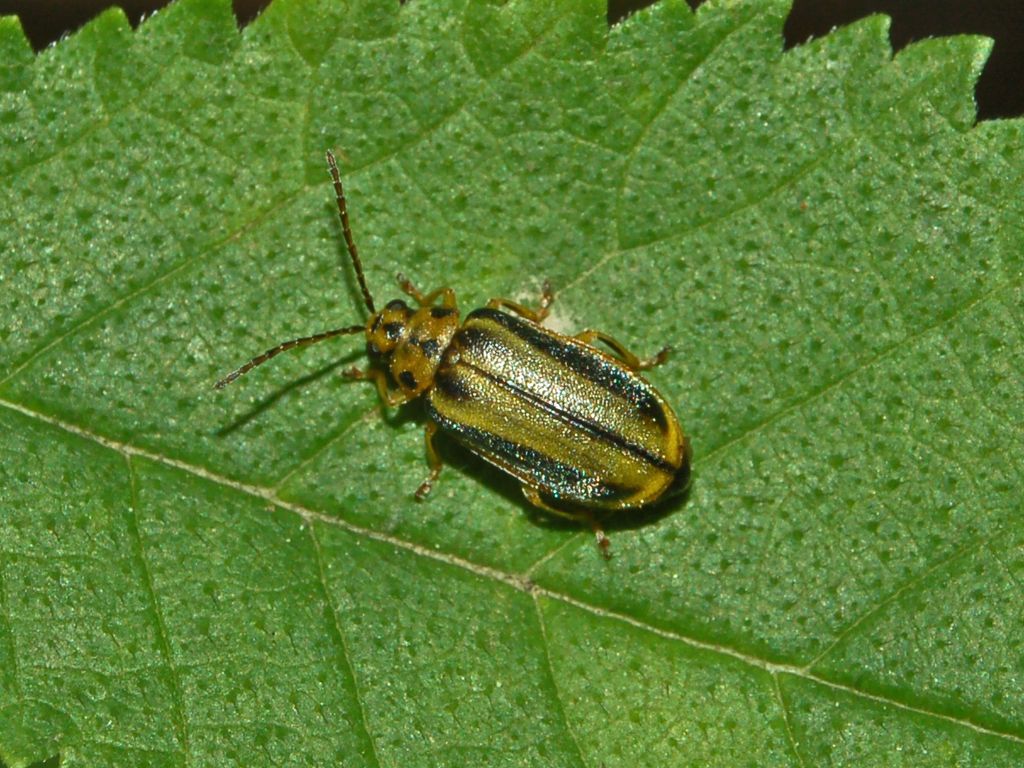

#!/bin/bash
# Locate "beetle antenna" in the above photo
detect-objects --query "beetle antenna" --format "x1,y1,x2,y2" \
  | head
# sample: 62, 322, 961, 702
214, 325, 364, 389
326, 150, 375, 315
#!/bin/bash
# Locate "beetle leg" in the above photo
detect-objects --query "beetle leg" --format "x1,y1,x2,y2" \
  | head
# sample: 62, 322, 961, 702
585, 513, 612, 559
341, 366, 408, 407
487, 280, 555, 323
395, 272, 424, 302
396, 273, 457, 309
574, 330, 670, 371
414, 421, 443, 500
538, 279, 555, 314
520, 486, 612, 559
488, 297, 543, 322
420, 287, 457, 309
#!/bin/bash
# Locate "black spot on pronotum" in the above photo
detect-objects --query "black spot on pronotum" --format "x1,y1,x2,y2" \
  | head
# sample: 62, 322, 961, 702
411, 336, 442, 359
384, 322, 403, 340
431, 306, 455, 318
399, 370, 418, 390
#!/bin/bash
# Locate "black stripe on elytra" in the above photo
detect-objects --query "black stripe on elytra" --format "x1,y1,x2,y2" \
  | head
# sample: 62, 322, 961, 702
537, 483, 637, 505
425, 403, 589, 487
425, 404, 635, 501
454, 325, 495, 355
464, 307, 669, 430
433, 367, 473, 401
463, 358, 677, 474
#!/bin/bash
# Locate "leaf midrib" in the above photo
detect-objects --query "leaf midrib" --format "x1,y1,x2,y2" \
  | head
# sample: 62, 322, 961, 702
2, 394, 1021, 748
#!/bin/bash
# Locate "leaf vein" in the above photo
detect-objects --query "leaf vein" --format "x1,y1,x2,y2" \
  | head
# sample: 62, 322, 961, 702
307, 523, 383, 768
804, 536, 987, 671
772, 673, 808, 768
697, 274, 1020, 468
532, 595, 589, 768
2, 397, 1023, 745
0, 185, 309, 388
125, 454, 191, 767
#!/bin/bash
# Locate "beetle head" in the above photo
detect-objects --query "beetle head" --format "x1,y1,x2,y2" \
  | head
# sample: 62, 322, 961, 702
366, 298, 412, 358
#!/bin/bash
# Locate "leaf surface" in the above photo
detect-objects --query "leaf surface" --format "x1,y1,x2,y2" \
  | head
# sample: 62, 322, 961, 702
1, 0, 1023, 765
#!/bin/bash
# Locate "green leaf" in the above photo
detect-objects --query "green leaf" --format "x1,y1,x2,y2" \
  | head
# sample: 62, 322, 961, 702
2, 0, 1023, 765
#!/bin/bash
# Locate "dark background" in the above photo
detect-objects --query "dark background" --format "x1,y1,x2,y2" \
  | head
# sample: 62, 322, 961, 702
1, 0, 1021, 120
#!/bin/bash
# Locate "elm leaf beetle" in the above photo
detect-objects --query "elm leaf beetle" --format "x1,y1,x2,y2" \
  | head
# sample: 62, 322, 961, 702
215, 151, 691, 555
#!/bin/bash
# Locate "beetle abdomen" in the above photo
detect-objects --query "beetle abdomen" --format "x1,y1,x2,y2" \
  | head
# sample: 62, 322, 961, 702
426, 308, 687, 511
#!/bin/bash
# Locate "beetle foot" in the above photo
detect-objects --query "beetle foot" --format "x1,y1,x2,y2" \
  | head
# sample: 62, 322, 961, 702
639, 346, 671, 370
341, 366, 366, 380
586, 515, 611, 559
539, 280, 555, 313
595, 528, 612, 559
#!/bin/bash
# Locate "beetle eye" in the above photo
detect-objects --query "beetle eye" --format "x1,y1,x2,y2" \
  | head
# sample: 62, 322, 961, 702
385, 299, 408, 311
384, 322, 404, 341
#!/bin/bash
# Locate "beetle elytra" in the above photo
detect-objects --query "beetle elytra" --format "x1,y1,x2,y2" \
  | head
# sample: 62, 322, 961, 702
216, 151, 691, 555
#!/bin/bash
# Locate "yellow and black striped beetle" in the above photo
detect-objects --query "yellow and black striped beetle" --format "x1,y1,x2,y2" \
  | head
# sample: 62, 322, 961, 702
216, 151, 691, 555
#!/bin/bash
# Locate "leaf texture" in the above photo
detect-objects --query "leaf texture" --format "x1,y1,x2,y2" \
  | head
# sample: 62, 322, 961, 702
1, 0, 1023, 765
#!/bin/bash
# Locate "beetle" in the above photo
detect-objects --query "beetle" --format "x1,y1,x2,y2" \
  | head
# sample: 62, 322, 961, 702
215, 150, 691, 555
